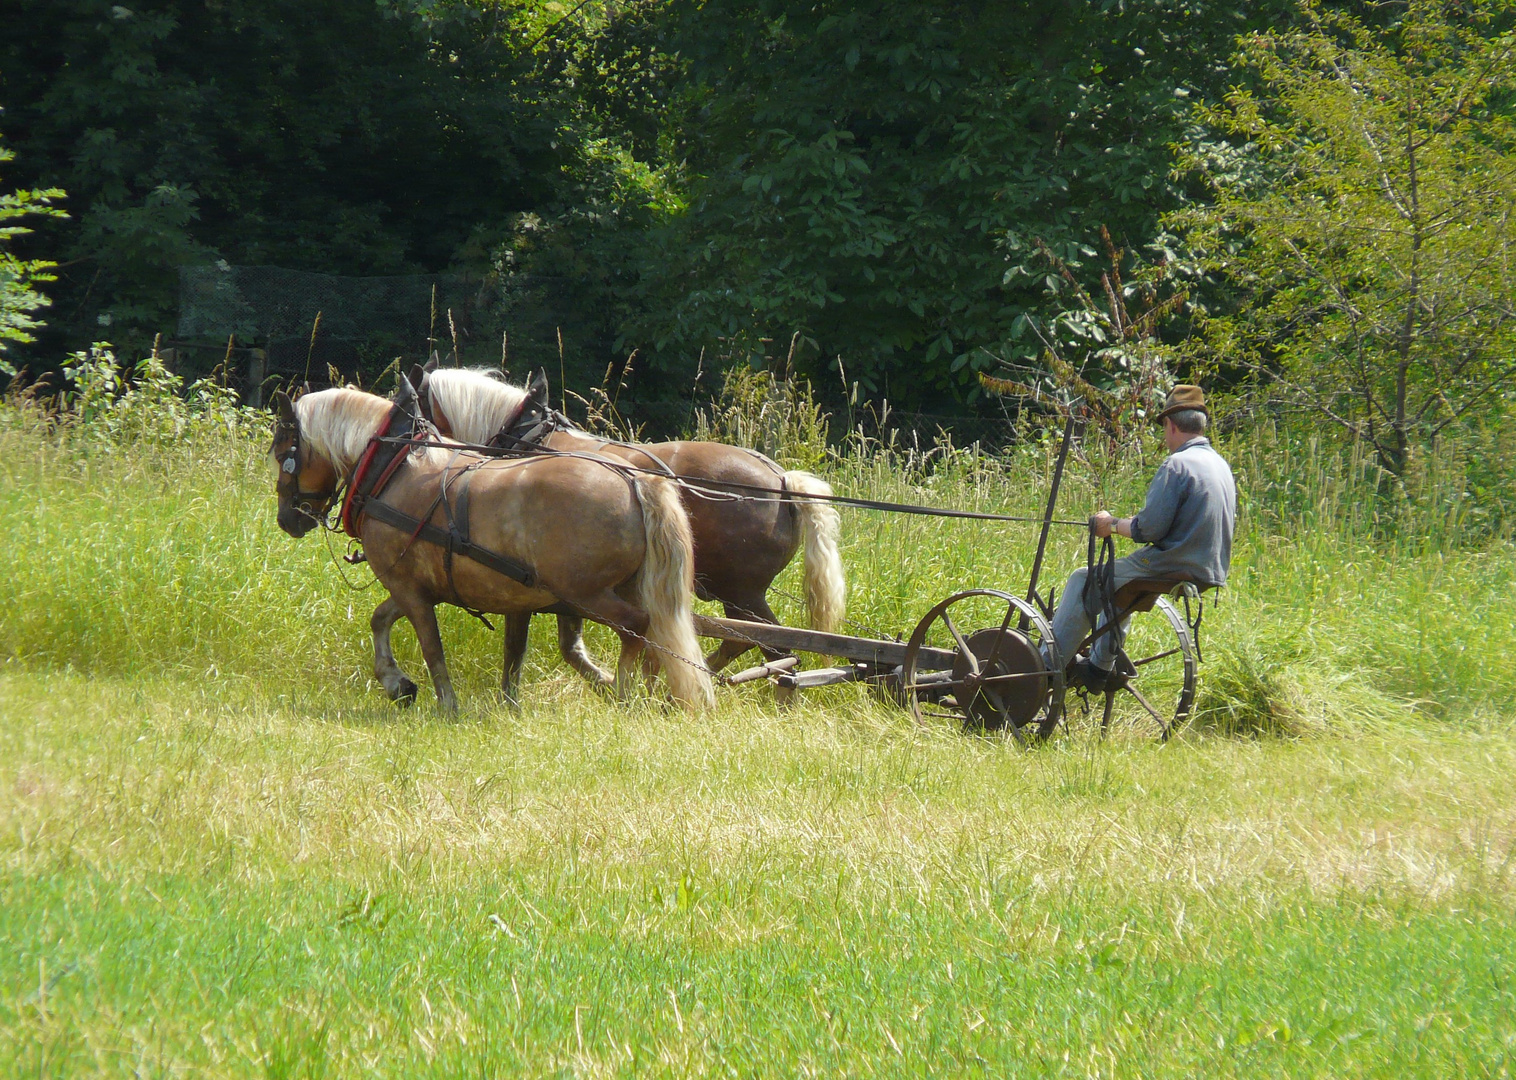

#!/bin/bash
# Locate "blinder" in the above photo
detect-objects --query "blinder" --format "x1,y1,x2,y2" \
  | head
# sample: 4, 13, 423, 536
488, 369, 561, 450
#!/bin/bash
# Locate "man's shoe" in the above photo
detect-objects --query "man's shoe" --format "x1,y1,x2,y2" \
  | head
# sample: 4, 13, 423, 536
1069, 658, 1114, 693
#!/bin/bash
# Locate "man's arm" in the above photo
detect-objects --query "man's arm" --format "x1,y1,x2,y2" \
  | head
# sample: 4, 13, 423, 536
1129, 462, 1186, 543
1093, 462, 1186, 542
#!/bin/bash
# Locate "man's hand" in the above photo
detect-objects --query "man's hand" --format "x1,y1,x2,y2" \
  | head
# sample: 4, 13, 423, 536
1092, 511, 1133, 539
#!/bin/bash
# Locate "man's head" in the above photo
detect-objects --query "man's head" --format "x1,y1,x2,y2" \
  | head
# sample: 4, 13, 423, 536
1162, 410, 1205, 450
1156, 385, 1208, 450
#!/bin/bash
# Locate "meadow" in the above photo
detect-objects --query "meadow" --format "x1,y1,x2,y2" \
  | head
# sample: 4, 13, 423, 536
1, 388, 1513, 1077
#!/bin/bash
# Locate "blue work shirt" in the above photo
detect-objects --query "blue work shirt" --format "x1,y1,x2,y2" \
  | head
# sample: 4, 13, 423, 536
1127, 436, 1236, 587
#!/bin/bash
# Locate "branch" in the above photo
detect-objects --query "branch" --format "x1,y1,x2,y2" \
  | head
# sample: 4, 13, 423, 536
1413, 36, 1516, 151
1428, 366, 1516, 436
1278, 238, 1367, 321
1324, 51, 1417, 224
1247, 360, 1376, 445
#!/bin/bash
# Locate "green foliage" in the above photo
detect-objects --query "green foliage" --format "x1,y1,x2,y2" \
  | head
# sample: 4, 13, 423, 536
0, 140, 65, 372
1173, 0, 1516, 476
618, 0, 1298, 403
18, 340, 263, 445
0, 0, 562, 357
981, 228, 1193, 449
692, 362, 831, 471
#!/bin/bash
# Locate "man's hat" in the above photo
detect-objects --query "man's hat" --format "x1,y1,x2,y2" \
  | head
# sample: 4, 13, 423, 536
1156, 384, 1207, 422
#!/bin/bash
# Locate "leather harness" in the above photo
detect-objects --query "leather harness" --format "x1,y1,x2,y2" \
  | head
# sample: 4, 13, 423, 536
488, 395, 568, 452
336, 405, 537, 591
427, 382, 678, 478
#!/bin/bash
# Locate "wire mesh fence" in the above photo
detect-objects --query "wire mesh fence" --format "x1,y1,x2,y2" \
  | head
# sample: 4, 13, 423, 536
174, 263, 618, 399
176, 264, 487, 395
172, 263, 1024, 447
597, 399, 1022, 449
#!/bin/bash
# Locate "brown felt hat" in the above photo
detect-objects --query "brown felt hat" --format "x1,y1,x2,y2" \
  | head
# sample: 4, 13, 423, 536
1156, 384, 1208, 422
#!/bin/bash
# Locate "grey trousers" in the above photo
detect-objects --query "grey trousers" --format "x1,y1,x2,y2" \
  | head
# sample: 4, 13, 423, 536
1049, 555, 1149, 670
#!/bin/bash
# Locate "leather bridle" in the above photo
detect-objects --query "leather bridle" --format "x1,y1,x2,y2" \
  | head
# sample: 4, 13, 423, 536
274, 416, 339, 527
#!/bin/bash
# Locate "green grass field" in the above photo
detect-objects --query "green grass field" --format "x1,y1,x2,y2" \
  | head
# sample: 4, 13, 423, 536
2, 407, 1514, 1076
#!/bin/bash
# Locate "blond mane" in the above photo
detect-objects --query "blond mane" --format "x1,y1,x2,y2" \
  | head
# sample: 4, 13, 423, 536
426, 368, 529, 444
295, 387, 449, 474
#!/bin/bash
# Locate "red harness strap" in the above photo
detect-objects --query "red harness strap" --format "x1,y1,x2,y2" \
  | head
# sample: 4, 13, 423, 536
340, 407, 421, 537
339, 439, 383, 537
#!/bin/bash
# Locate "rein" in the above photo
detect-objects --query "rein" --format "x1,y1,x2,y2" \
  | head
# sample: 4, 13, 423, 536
1083, 527, 1121, 638
367, 434, 1089, 528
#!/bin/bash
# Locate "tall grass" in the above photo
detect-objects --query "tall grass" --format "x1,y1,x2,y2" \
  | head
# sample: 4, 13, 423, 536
1, 376, 1513, 727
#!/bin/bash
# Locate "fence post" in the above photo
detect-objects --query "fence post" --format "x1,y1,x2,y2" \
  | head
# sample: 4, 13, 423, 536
247, 348, 268, 407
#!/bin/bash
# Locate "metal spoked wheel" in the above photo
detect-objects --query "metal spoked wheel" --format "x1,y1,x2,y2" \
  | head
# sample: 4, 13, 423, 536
1092, 596, 1198, 740
900, 589, 1065, 741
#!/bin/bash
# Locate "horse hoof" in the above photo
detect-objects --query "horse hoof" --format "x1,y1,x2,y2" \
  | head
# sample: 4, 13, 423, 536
394, 679, 419, 705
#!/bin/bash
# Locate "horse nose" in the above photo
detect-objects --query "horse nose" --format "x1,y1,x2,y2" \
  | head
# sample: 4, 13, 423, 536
277, 507, 314, 537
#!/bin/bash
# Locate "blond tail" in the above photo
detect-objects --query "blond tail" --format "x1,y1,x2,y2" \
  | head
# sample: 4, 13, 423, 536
782, 471, 846, 633
633, 475, 715, 710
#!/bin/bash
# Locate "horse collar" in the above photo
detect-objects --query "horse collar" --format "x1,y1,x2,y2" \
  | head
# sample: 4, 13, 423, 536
340, 405, 421, 537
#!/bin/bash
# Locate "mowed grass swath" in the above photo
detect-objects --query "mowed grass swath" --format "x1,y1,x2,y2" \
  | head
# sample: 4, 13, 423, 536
1, 386, 1514, 1077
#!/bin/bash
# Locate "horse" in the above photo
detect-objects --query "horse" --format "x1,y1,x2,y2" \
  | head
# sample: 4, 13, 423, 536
412, 364, 846, 690
268, 383, 714, 711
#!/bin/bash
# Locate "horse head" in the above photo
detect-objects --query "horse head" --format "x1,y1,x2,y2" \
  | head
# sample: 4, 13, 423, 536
269, 389, 340, 538
488, 368, 553, 445
393, 371, 421, 423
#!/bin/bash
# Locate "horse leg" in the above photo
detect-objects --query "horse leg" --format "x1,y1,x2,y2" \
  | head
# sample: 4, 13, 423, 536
556, 613, 615, 687
704, 596, 769, 671
616, 632, 647, 702
501, 612, 531, 707
371, 597, 418, 704
705, 633, 753, 673
564, 591, 651, 702
395, 595, 458, 712
705, 596, 791, 671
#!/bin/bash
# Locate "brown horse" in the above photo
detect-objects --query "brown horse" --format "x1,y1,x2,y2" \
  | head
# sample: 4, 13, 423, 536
416, 366, 846, 688
269, 385, 714, 711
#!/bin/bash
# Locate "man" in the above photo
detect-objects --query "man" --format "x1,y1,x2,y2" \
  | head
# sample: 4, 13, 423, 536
1049, 385, 1236, 690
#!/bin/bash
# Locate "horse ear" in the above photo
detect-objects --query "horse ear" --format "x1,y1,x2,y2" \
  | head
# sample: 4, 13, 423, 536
394, 373, 419, 417
423, 355, 439, 374
405, 363, 427, 393
273, 390, 297, 427
527, 369, 550, 406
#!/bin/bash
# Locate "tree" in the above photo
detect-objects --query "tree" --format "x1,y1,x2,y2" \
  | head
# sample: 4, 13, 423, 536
1172, 0, 1516, 476
980, 227, 1191, 449
0, 0, 565, 360
0, 137, 65, 373
612, 0, 1300, 406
